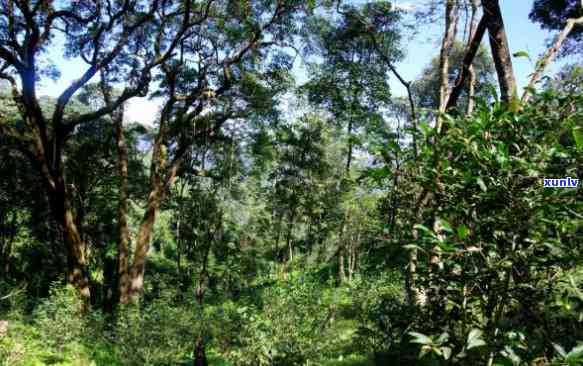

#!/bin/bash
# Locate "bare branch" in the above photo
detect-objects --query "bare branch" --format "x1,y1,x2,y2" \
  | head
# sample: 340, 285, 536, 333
521, 16, 583, 104
446, 14, 488, 111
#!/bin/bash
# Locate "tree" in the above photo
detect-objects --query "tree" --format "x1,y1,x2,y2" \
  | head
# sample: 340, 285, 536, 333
302, 0, 401, 282
481, 0, 517, 104
530, 0, 583, 58
0, 0, 319, 304
0, 0, 190, 301
413, 41, 495, 112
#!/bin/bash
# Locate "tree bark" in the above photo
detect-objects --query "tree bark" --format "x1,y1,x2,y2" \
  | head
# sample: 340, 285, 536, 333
482, 0, 517, 104
194, 336, 208, 366
101, 76, 131, 306
339, 247, 346, 283
338, 113, 354, 284
112, 104, 131, 305
466, 0, 481, 115
128, 176, 164, 302
446, 15, 488, 111
127, 115, 175, 302
437, 0, 460, 132
285, 208, 297, 263
50, 181, 91, 302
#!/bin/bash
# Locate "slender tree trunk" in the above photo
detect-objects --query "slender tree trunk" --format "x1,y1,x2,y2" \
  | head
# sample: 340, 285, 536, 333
339, 247, 346, 283
176, 214, 181, 273
274, 211, 283, 262
407, 190, 431, 307
285, 210, 296, 263
338, 115, 354, 284
446, 16, 488, 111
194, 337, 208, 366
521, 16, 583, 104
127, 121, 170, 302
482, 0, 517, 104
193, 227, 213, 366
1, 211, 17, 277
437, 0, 460, 132
466, 0, 480, 115
101, 77, 131, 306
438, 0, 460, 108
128, 184, 163, 302
102, 227, 117, 313
193, 277, 208, 366
113, 107, 130, 305
345, 118, 354, 176
348, 242, 357, 282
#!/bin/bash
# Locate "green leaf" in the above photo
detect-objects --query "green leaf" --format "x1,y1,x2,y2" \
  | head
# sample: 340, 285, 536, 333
413, 224, 433, 235
573, 127, 583, 151
387, 140, 401, 153
402, 244, 426, 253
409, 331, 433, 345
435, 219, 453, 233
457, 224, 469, 239
476, 177, 487, 192
553, 343, 567, 358
419, 345, 432, 359
442, 346, 452, 360
436, 332, 449, 344
419, 123, 432, 138
566, 344, 583, 362
513, 50, 530, 59
467, 329, 486, 350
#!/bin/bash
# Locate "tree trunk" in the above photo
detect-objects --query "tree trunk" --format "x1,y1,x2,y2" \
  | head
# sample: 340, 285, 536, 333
285, 210, 296, 263
347, 246, 354, 282
26, 106, 92, 303
338, 114, 354, 284
1, 211, 17, 277
51, 182, 91, 302
113, 105, 131, 305
466, 0, 480, 115
127, 186, 163, 302
437, 0, 460, 131
101, 77, 131, 306
127, 124, 169, 302
194, 336, 208, 366
482, 0, 517, 104
339, 247, 346, 283
446, 15, 488, 111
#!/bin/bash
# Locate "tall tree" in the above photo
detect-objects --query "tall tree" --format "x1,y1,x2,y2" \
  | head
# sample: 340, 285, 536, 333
303, 0, 401, 282
0, 0, 188, 301
413, 41, 494, 112
481, 0, 517, 104
530, 0, 583, 58
0, 0, 318, 303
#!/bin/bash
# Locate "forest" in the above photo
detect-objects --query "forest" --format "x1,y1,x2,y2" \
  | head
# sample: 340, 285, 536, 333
0, 0, 582, 365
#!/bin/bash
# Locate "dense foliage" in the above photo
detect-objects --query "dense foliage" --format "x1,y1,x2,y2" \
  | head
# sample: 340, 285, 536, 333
1, 0, 582, 365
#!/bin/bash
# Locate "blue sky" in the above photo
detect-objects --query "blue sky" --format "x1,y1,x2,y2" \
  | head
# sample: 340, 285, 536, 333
384, 0, 575, 96
38, 0, 575, 125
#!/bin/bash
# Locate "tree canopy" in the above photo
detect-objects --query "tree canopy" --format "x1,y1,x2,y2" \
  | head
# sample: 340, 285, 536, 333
1, 1, 582, 365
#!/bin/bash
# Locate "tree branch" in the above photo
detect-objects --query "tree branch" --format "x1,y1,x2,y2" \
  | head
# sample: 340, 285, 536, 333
521, 16, 583, 104
446, 14, 488, 111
